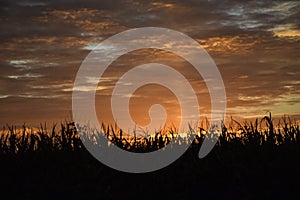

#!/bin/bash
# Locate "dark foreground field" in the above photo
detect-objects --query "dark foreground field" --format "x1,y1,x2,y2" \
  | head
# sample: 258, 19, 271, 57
1, 114, 300, 200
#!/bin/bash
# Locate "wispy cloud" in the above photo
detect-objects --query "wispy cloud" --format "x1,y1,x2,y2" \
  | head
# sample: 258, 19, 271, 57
0, 0, 299, 125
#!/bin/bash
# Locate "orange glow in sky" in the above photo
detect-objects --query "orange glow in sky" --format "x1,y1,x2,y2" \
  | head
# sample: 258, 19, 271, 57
0, 0, 299, 127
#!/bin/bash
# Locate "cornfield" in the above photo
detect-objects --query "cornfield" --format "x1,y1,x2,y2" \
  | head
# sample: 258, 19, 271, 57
1, 113, 299, 155
0, 113, 300, 199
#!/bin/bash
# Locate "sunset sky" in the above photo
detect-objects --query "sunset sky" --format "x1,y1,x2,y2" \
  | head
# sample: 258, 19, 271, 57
0, 0, 299, 127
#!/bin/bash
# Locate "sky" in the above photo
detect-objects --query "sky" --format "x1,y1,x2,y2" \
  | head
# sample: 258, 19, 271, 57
0, 0, 300, 128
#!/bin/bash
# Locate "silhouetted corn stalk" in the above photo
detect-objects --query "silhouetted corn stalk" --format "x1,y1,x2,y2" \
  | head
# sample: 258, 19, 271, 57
0, 114, 299, 156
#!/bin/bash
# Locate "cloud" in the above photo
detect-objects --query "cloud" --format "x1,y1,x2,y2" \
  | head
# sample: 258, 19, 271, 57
0, 0, 299, 126
16, 1, 48, 7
